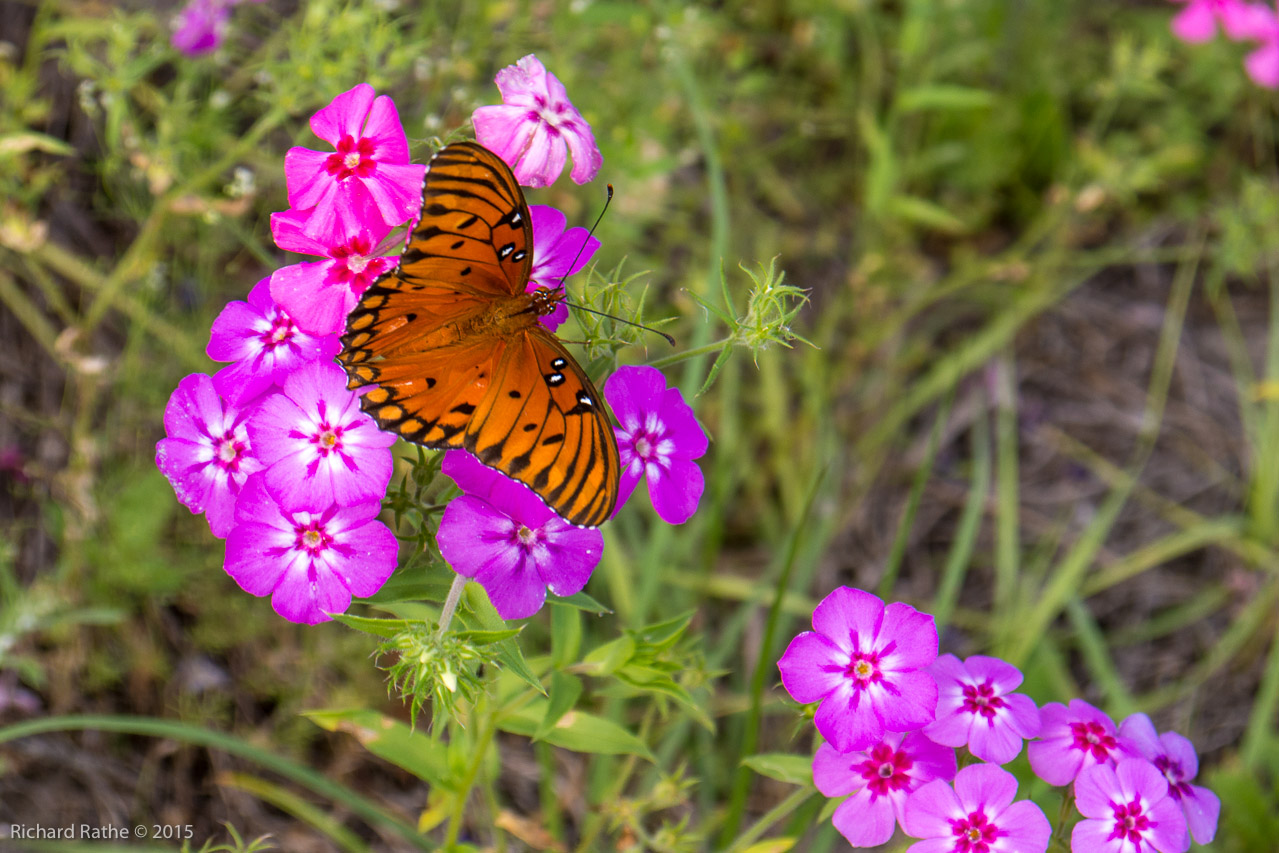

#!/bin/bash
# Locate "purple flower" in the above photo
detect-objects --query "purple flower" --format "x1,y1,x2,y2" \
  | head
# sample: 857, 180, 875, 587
268, 209, 397, 335
206, 277, 341, 405
224, 474, 397, 624
923, 654, 1041, 765
1169, 0, 1254, 42
1072, 759, 1190, 853
1028, 699, 1138, 787
284, 84, 426, 240
602, 366, 707, 525
777, 586, 939, 753
156, 373, 262, 537
471, 54, 603, 188
527, 204, 600, 332
1238, 5, 1279, 88
171, 0, 230, 55
435, 451, 604, 620
813, 732, 957, 848
902, 763, 1051, 853
247, 362, 396, 511
1119, 713, 1220, 844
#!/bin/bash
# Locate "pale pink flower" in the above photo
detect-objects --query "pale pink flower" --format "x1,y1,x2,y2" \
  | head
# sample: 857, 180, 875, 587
1169, 0, 1254, 42
1119, 713, 1220, 845
1072, 759, 1190, 853
923, 654, 1041, 765
472, 54, 602, 188
902, 763, 1051, 853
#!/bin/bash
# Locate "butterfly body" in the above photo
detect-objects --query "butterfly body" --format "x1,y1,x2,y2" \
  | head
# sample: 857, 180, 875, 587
338, 142, 619, 528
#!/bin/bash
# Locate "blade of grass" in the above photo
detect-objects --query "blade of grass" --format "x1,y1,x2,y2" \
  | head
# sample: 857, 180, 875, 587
219, 771, 371, 853
1065, 596, 1135, 717
932, 396, 990, 632
992, 353, 1020, 612
1242, 612, 1279, 771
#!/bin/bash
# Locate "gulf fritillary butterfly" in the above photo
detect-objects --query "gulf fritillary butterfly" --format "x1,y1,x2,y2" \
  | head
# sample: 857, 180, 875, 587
337, 141, 620, 528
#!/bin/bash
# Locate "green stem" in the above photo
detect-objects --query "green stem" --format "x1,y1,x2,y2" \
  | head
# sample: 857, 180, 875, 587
646, 337, 734, 372
444, 704, 498, 850
437, 575, 468, 639
722, 787, 814, 853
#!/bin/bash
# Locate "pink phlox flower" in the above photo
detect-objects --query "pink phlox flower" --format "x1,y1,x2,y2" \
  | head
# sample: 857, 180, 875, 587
224, 473, 397, 624
268, 209, 397, 335
435, 450, 604, 620
1234, 4, 1279, 87
1119, 713, 1219, 845
155, 373, 262, 537
777, 586, 939, 753
171, 0, 231, 55
1028, 699, 1139, 787
206, 277, 341, 405
603, 366, 707, 524
813, 731, 957, 848
284, 83, 426, 240
1169, 0, 1255, 42
923, 654, 1041, 765
902, 763, 1051, 853
527, 204, 600, 331
472, 54, 603, 188
1072, 758, 1190, 853
246, 362, 396, 512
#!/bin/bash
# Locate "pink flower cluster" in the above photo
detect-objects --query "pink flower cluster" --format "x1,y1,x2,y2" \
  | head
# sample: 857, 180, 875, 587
1170, 0, 1279, 87
158, 60, 711, 625
170, 0, 264, 56
779, 587, 1220, 852
156, 81, 428, 624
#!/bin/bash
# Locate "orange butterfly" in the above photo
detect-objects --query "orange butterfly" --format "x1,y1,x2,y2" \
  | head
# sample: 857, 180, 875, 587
338, 141, 619, 527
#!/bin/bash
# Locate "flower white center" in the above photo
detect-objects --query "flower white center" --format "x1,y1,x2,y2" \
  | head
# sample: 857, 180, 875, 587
319, 430, 338, 449
271, 324, 290, 343
302, 530, 322, 549
347, 254, 370, 274
344, 151, 361, 170
216, 439, 238, 463
517, 525, 538, 546
877, 763, 893, 779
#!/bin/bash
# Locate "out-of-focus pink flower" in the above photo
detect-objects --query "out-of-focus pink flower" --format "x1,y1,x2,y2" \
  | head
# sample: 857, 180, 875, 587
284, 84, 426, 240
902, 763, 1051, 853
813, 732, 957, 848
1120, 713, 1220, 845
923, 654, 1041, 765
603, 366, 707, 524
247, 362, 396, 511
435, 451, 603, 620
224, 474, 397, 624
156, 373, 262, 537
472, 54, 602, 188
172, 0, 231, 55
1169, 0, 1255, 42
268, 210, 397, 335
527, 204, 599, 331
1237, 4, 1279, 87
1028, 699, 1138, 787
1072, 759, 1190, 853
777, 586, 939, 754
206, 277, 341, 405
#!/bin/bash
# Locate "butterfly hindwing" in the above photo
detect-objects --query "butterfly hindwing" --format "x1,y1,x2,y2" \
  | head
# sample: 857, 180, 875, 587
465, 327, 619, 528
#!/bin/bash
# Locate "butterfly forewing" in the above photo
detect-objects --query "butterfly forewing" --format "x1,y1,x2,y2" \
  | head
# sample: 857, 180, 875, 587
338, 141, 619, 528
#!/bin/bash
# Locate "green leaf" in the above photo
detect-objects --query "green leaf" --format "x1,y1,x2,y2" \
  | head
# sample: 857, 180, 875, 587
551, 604, 582, 667
741, 840, 797, 853
452, 627, 522, 645
535, 671, 583, 740
547, 589, 612, 614
581, 634, 637, 676
0, 131, 77, 157
305, 709, 452, 789
886, 194, 968, 233
499, 702, 654, 760
741, 754, 813, 786
898, 84, 996, 112
330, 614, 412, 639
460, 583, 544, 695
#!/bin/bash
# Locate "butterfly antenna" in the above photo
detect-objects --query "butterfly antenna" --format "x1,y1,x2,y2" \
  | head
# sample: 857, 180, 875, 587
555, 183, 614, 294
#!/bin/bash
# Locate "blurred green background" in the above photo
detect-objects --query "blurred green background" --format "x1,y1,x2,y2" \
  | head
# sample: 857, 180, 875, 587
2, 0, 1279, 850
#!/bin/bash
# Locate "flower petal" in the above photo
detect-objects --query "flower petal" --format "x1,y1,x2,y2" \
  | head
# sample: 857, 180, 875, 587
776, 631, 845, 703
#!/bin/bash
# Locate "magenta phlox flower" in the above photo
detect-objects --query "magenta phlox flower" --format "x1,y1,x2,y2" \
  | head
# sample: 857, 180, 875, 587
1169, 0, 1254, 42
923, 654, 1041, 765
527, 204, 600, 331
435, 450, 603, 620
1236, 4, 1279, 87
813, 732, 957, 848
224, 474, 397, 624
603, 366, 707, 524
1028, 699, 1138, 786
247, 362, 395, 511
171, 0, 230, 55
1072, 759, 1190, 853
472, 54, 603, 188
207, 277, 341, 405
1119, 713, 1220, 844
778, 586, 939, 753
284, 83, 426, 240
269, 209, 397, 335
156, 373, 262, 537
902, 763, 1051, 853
